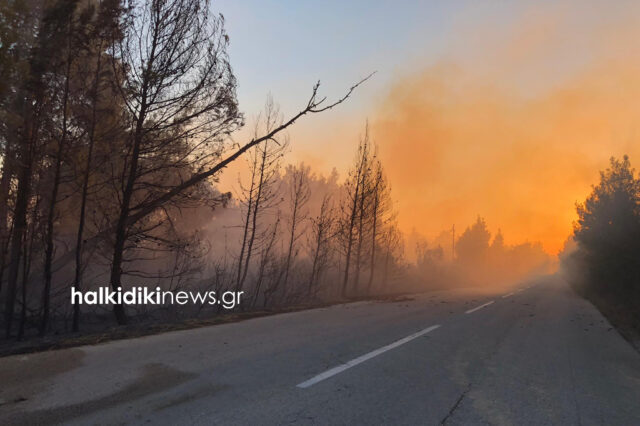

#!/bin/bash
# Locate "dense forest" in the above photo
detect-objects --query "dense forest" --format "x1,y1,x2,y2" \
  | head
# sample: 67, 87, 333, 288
0, 0, 551, 341
410, 216, 551, 290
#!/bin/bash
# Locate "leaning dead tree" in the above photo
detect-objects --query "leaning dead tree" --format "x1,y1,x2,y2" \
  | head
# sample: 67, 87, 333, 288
47, 72, 373, 284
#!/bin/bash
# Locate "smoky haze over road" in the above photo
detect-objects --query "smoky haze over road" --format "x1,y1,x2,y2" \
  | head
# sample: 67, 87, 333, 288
1, 278, 639, 425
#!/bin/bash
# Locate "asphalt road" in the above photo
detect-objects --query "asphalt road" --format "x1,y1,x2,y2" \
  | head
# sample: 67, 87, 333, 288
1, 277, 639, 425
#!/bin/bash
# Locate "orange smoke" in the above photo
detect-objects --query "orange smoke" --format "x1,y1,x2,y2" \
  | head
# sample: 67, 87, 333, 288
373, 17, 640, 254
221, 2, 640, 256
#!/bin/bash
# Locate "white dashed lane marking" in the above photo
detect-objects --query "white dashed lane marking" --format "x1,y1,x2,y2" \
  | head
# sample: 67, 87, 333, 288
297, 325, 441, 388
465, 300, 495, 314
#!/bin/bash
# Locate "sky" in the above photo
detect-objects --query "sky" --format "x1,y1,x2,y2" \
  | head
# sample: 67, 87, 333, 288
215, 0, 640, 254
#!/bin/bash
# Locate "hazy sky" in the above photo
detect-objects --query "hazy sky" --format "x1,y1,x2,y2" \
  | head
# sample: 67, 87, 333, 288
216, 0, 640, 253
216, 1, 449, 112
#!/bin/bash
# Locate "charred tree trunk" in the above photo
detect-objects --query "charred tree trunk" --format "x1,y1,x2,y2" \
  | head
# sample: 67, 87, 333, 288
353, 183, 366, 295
0, 139, 15, 295
108, 86, 149, 325
341, 175, 361, 298
18, 205, 36, 340
367, 176, 381, 292
383, 247, 390, 287
342, 130, 370, 298
72, 42, 103, 332
17, 233, 28, 340
41, 41, 73, 335
236, 154, 257, 291
4, 111, 36, 337
252, 216, 279, 308
282, 168, 309, 294
238, 144, 268, 292
109, 119, 145, 325
308, 237, 322, 295
282, 201, 299, 293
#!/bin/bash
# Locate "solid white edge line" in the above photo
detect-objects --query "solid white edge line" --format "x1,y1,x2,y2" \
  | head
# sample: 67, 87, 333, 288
296, 324, 441, 389
502, 292, 514, 298
465, 300, 495, 314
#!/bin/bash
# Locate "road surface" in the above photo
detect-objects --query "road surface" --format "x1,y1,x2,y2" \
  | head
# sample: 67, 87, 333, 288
1, 278, 639, 425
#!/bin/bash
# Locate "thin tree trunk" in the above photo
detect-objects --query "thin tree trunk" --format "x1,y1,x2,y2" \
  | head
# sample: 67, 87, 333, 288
367, 183, 380, 292
238, 143, 267, 292
353, 168, 367, 294
108, 23, 161, 324
252, 217, 279, 308
17, 233, 28, 340
282, 194, 299, 292
41, 42, 73, 335
4, 117, 35, 337
72, 42, 103, 332
109, 97, 148, 326
18, 209, 36, 340
0, 138, 15, 294
342, 135, 369, 298
236, 154, 257, 290
342, 175, 361, 298
383, 248, 390, 287
308, 236, 321, 295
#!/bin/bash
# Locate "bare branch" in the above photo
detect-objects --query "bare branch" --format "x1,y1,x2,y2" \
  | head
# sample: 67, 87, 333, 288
127, 75, 374, 225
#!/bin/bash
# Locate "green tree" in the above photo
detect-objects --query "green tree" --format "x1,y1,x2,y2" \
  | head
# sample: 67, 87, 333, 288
456, 216, 491, 266
573, 156, 640, 304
